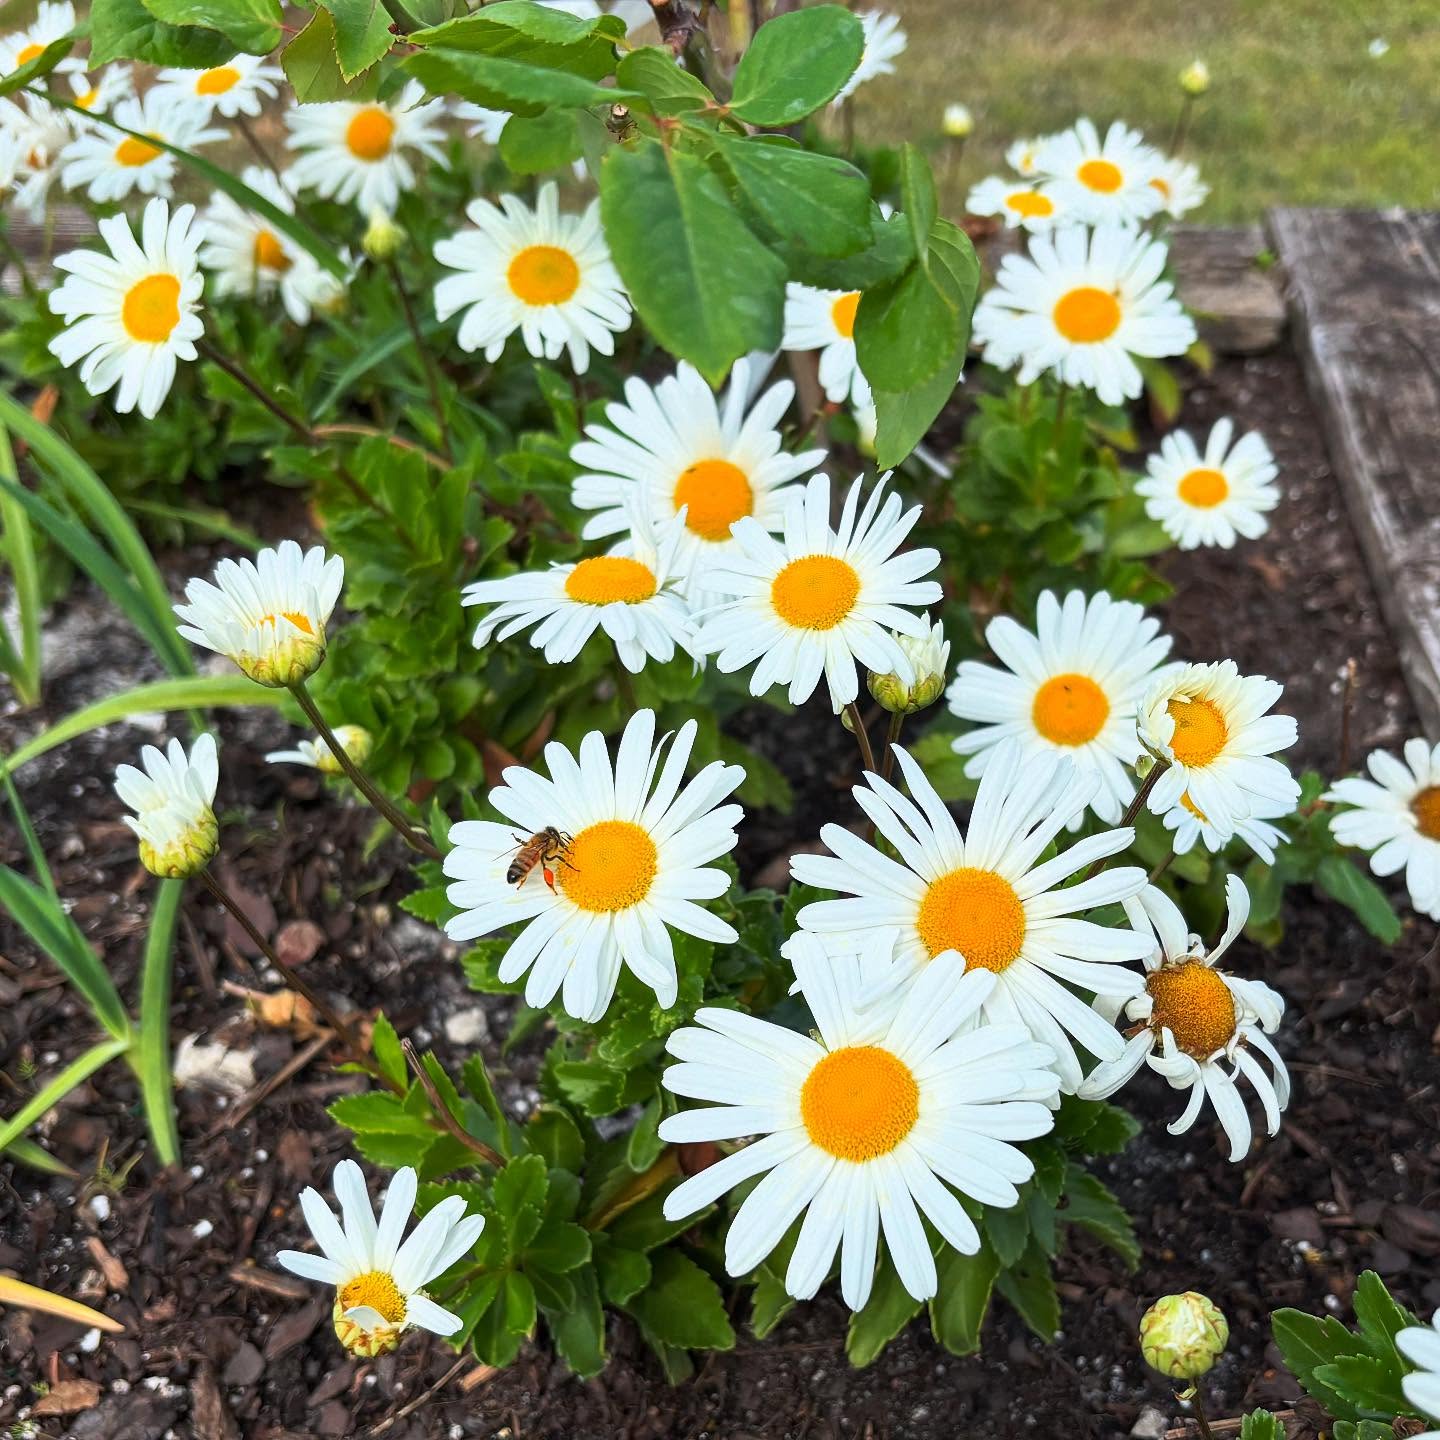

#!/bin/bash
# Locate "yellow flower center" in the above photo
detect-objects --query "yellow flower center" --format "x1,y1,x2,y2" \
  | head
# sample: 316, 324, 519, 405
1146, 961, 1237, 1060
830, 290, 861, 339
1007, 189, 1054, 218
115, 134, 162, 167
1180, 791, 1210, 823
1412, 785, 1440, 841
563, 555, 657, 605
559, 819, 658, 913
1177, 467, 1230, 508
1150, 176, 1172, 200
672, 458, 753, 541
770, 554, 861, 631
75, 86, 99, 109
345, 107, 395, 161
1053, 286, 1122, 343
800, 1045, 919, 1163
916, 867, 1026, 973
1166, 696, 1229, 768
196, 64, 241, 95
507, 243, 580, 306
261, 610, 315, 635
15, 42, 44, 66
121, 274, 181, 344
253, 229, 291, 273
1077, 158, 1123, 193
1031, 672, 1110, 746
339, 1269, 407, 1326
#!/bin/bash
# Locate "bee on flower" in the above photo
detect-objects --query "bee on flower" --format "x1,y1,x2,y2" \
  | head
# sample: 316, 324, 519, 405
59, 91, 223, 204
1138, 418, 1279, 550
153, 54, 282, 118
114, 733, 219, 878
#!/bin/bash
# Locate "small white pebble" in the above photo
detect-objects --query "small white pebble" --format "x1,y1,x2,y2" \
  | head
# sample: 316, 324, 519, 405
80, 1328, 102, 1353
41, 1051, 59, 1065
89, 1195, 112, 1222
112, 1379, 131, 1394
189, 1164, 205, 1180
192, 1219, 214, 1239
254, 1149, 269, 1162
1324, 1294, 1343, 1313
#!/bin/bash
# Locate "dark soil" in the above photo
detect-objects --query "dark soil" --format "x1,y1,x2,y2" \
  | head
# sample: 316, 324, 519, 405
3, 343, 1439, 1440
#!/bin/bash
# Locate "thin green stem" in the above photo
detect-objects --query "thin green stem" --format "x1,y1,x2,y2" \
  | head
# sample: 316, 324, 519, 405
879, 710, 905, 787
1168, 94, 1195, 155
1188, 1384, 1216, 1440
845, 702, 877, 776
1083, 760, 1171, 882
386, 257, 452, 462
1146, 849, 1176, 887
290, 680, 441, 862
614, 665, 639, 715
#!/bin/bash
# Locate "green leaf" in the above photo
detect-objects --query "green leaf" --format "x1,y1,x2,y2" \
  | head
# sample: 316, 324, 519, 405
499, 108, 581, 174
1239, 1411, 1284, 1440
928, 1245, 999, 1357
370, 1013, 407, 1091
898, 143, 937, 265
778, 209, 915, 292
625, 1249, 735, 1352
983, 1201, 1030, 1268
493, 1152, 549, 1255
525, 1106, 584, 1171
1315, 856, 1402, 944
0, 1037, 132, 1154
322, 0, 395, 79
594, 1240, 651, 1305
994, 1238, 1059, 1341
282, 8, 382, 102
135, 879, 183, 1167
472, 1270, 536, 1367
405, 47, 637, 114
600, 139, 785, 385
137, 0, 281, 54
1351, 1269, 1417, 1370
846, 1251, 924, 1367
615, 45, 714, 115
91, 0, 234, 65
856, 237, 963, 391
728, 4, 863, 126
1272, 1308, 1368, 1420
544, 1264, 606, 1377
328, 1091, 435, 1137
1072, 1103, 1141, 1157
1060, 1165, 1140, 1271
711, 135, 872, 258
410, 0, 622, 72
749, 1261, 796, 1340
525, 1220, 591, 1274
1313, 1354, 1411, 1419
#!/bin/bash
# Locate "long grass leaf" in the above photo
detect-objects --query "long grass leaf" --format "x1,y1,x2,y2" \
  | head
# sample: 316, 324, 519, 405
315, 315, 448, 417
135, 878, 183, 1167
0, 759, 58, 899
0, 1276, 125, 1331
0, 1137, 78, 1178
0, 421, 41, 704
3, 674, 284, 773
0, 1035, 131, 1152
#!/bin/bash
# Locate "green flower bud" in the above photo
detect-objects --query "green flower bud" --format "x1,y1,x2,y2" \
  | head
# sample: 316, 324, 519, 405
868, 618, 950, 715
1140, 1292, 1229, 1379
1179, 59, 1210, 96
942, 103, 973, 139
363, 207, 406, 262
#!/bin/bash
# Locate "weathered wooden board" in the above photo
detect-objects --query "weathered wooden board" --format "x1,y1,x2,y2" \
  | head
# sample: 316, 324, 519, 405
1269, 206, 1440, 735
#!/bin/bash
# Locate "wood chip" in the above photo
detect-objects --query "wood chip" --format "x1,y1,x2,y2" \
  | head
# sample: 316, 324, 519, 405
86, 1236, 129, 1292
33, 1378, 102, 1416
227, 1263, 310, 1301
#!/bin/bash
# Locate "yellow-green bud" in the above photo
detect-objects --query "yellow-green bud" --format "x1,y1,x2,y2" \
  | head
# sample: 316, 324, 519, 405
332, 1298, 401, 1358
236, 623, 327, 688
138, 809, 219, 879
942, 103, 973, 139
320, 725, 373, 773
362, 207, 405, 262
868, 618, 950, 716
1140, 1292, 1228, 1379
1179, 59, 1210, 96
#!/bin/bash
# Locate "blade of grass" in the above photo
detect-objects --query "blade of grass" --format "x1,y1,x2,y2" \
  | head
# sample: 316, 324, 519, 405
0, 1034, 131, 1152
0, 422, 41, 705
0, 1275, 125, 1332
134, 878, 183, 1167
1, 759, 58, 900
0, 1137, 78, 1178
126, 498, 265, 550
3, 674, 285, 773
315, 314, 449, 418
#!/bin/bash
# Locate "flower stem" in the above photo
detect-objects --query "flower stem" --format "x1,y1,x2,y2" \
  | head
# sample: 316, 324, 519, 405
614, 665, 639, 714
1188, 1383, 1217, 1440
845, 702, 877, 776
1168, 94, 1195, 155
1052, 381, 1070, 447
879, 710, 905, 786
289, 680, 442, 862
385, 257, 452, 463
1146, 849, 1176, 886
1082, 760, 1171, 882
402, 1040, 505, 1168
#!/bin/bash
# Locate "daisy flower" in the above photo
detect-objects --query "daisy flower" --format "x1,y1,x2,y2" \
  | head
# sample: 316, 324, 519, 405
285, 80, 446, 215
947, 589, 1179, 825
1138, 660, 1300, 834
153, 54, 282, 118
48, 198, 205, 419
834, 10, 906, 104
972, 224, 1196, 406
1162, 788, 1292, 866
0, 95, 69, 220
1398, 1312, 1440, 1438
0, 0, 81, 77
443, 709, 744, 1022
65, 66, 135, 126
965, 175, 1065, 232
433, 180, 630, 374
791, 739, 1151, 1091
454, 101, 508, 145
1137, 418, 1280, 550
1148, 154, 1209, 219
693, 473, 942, 713
174, 540, 345, 688
782, 282, 871, 408
266, 725, 373, 775
114, 732, 219, 879
60, 92, 222, 204
659, 936, 1059, 1310
570, 358, 825, 607
1006, 136, 1046, 178
461, 506, 695, 673
1034, 118, 1164, 227
1078, 877, 1289, 1162
1326, 738, 1440, 921
277, 1161, 484, 1358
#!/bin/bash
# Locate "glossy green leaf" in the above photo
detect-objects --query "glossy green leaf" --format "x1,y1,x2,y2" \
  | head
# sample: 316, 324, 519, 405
625, 1249, 735, 1352
136, 878, 183, 1167
995, 1238, 1059, 1340
138, 0, 281, 54
410, 0, 622, 73
322, 0, 394, 79
405, 47, 638, 114
728, 4, 863, 126
283, 8, 382, 101
90, 0, 233, 65
1271, 1307, 1366, 1420
1315, 856, 1402, 944
615, 45, 713, 115
898, 142, 937, 265
499, 108, 581, 174
1060, 1165, 1140, 1270
928, 1245, 999, 1357
1313, 1353, 1411, 1418
544, 1264, 606, 1377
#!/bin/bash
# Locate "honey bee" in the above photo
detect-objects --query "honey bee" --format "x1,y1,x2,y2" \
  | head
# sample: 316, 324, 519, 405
505, 827, 576, 893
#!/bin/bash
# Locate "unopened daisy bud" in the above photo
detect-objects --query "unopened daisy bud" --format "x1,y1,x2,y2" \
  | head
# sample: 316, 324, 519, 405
869, 617, 950, 715
115, 734, 220, 879
1140, 1292, 1228, 1379
1179, 58, 1210, 96
266, 725, 373, 775
942, 103, 973, 139
362, 206, 405, 262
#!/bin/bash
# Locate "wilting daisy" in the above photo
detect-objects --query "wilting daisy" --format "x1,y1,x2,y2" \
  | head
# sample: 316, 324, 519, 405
285, 80, 446, 215
0, 95, 70, 220
1326, 738, 1440, 921
1398, 1313, 1440, 1438
792, 740, 1150, 1090
0, 0, 82, 77
782, 282, 871, 407
462, 506, 695, 673
947, 589, 1178, 825
965, 175, 1065, 232
694, 473, 942, 713
153, 54, 282, 118
1163, 788, 1292, 866
973, 224, 1196, 406
1148, 154, 1209, 220
277, 1162, 484, 1358
266, 725, 373, 775
65, 66, 134, 126
59, 92, 222, 204
1138, 660, 1300, 834
115, 732, 219, 878
570, 358, 825, 606
1034, 118, 1163, 226
834, 10, 907, 104
1078, 877, 1289, 1162
175, 540, 344, 688
1006, 136, 1046, 178
48, 198, 205, 419
1137, 418, 1280, 550
660, 937, 1059, 1310
433, 180, 630, 373
443, 709, 744, 1022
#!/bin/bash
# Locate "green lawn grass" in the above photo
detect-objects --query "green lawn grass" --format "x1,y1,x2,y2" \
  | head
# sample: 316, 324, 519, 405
853, 0, 1440, 222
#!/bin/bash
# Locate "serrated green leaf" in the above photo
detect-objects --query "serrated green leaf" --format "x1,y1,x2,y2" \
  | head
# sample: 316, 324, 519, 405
137, 0, 281, 54
995, 1238, 1059, 1341
1351, 1269, 1417, 1371
1060, 1165, 1140, 1271
1313, 1353, 1411, 1419
499, 108, 581, 174
322, 0, 394, 79
410, 0, 622, 72
370, 1013, 407, 1090
544, 1263, 606, 1377
0, 36, 74, 97
594, 1240, 651, 1306
625, 1249, 735, 1352
493, 1152, 548, 1255
983, 1200, 1030, 1268
615, 45, 713, 114
1239, 1410, 1284, 1440
1271, 1308, 1369, 1420
282, 8, 382, 101
329, 1091, 435, 1136
525, 1220, 590, 1274
728, 4, 863, 126
898, 142, 937, 265
405, 47, 637, 114
472, 1270, 536, 1366
525, 1106, 584, 1171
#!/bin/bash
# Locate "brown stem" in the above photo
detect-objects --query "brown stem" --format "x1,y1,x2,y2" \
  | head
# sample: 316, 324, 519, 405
198, 339, 312, 443
311, 424, 448, 470
385, 257, 452, 462
878, 710, 905, 787
845, 702, 877, 776
290, 681, 442, 862
1188, 1383, 1216, 1440
1147, 849, 1176, 886
1082, 760, 1170, 882
402, 1040, 505, 1168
